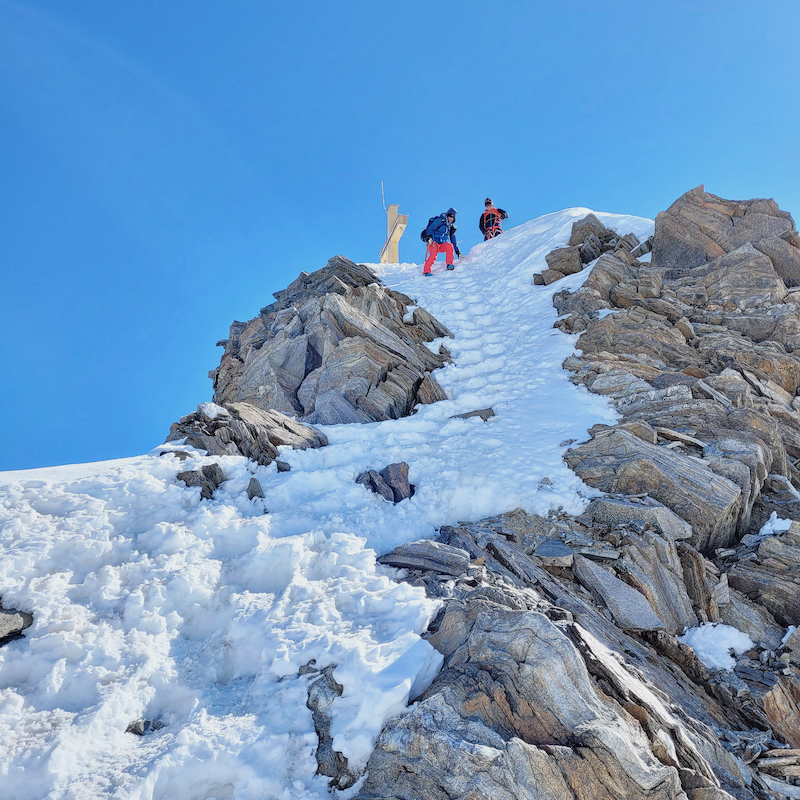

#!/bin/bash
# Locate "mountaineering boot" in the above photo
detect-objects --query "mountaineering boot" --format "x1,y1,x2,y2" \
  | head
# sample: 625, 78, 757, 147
446, 264, 455, 270
424, 271, 433, 276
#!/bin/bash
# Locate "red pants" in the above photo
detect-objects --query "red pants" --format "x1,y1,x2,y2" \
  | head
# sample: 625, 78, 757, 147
423, 241, 454, 273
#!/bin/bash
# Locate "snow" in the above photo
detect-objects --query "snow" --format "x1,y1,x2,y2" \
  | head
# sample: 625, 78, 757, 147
678, 623, 754, 671
758, 511, 792, 539
0, 207, 653, 799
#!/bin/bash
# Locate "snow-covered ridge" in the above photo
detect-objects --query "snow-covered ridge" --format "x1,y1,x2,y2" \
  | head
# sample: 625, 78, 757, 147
0, 207, 653, 800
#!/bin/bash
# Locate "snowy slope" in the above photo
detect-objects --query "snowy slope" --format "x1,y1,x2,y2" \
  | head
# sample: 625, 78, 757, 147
0, 208, 653, 800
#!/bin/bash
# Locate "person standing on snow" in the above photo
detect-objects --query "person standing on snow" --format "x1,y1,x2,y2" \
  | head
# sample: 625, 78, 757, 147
421, 207, 461, 275
479, 198, 509, 240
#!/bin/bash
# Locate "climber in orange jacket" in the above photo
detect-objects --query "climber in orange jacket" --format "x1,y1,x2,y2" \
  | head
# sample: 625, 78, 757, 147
479, 198, 509, 240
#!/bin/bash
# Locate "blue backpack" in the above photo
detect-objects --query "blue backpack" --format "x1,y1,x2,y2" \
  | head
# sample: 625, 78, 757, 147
420, 216, 437, 242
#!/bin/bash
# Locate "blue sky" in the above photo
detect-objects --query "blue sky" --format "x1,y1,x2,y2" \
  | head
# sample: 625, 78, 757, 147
2, 0, 798, 470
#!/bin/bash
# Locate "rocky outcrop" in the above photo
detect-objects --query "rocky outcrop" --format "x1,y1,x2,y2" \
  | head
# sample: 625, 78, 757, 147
533, 213, 645, 285
210, 256, 452, 425
0, 604, 33, 645
356, 461, 415, 504
176, 462, 226, 500
355, 505, 800, 799
553, 188, 800, 554
167, 401, 327, 466
350, 189, 800, 799
651, 186, 796, 280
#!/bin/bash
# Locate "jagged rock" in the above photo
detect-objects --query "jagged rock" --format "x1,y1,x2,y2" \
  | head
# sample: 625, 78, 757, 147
586, 496, 693, 540
377, 540, 470, 576
572, 554, 666, 631
533, 539, 573, 567
355, 469, 394, 502
356, 461, 414, 503
728, 525, 800, 626
159, 449, 191, 461
0, 606, 33, 644
617, 530, 698, 634
763, 677, 800, 749
357, 609, 690, 800
167, 401, 327, 466
545, 245, 583, 276
450, 407, 495, 421
565, 429, 741, 553
305, 664, 358, 789
569, 213, 612, 246
754, 235, 800, 287
651, 185, 796, 273
177, 463, 225, 500
246, 477, 264, 500
210, 256, 452, 425
668, 243, 787, 311
580, 233, 603, 263
540, 267, 566, 285
125, 719, 165, 736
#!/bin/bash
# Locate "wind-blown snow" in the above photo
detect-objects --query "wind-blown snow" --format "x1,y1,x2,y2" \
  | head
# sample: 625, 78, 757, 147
0, 208, 653, 799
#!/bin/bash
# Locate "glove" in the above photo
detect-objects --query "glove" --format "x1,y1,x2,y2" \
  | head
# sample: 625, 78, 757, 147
427, 237, 433, 244
455, 249, 462, 258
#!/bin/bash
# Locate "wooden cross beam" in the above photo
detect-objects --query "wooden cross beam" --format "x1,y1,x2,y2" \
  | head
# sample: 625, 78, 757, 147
379, 204, 408, 264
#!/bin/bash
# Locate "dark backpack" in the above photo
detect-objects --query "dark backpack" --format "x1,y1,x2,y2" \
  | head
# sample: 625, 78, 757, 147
420, 216, 437, 242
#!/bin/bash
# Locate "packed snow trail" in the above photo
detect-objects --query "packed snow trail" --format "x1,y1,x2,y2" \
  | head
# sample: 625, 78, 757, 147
0, 208, 652, 800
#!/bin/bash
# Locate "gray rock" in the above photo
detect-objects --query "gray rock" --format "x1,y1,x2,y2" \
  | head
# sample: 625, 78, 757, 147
533, 539, 573, 567
651, 185, 795, 273
357, 610, 684, 800
718, 588, 785, 651
450, 407, 495, 422
210, 256, 452, 426
565, 429, 742, 553
355, 469, 395, 502
572, 555, 666, 631
540, 267, 566, 285
356, 461, 414, 503
125, 719, 165, 736
568, 213, 611, 246
377, 540, 471, 576
754, 235, 800, 288
378, 461, 414, 503
246, 477, 264, 500
618, 531, 698, 634
0, 607, 33, 644
668, 243, 787, 312
167, 401, 327, 466
177, 463, 225, 500
586, 496, 693, 540
545, 245, 583, 276
305, 665, 358, 789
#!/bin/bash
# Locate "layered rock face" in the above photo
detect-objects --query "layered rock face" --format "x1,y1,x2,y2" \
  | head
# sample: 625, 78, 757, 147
345, 189, 800, 799
353, 508, 780, 800
167, 256, 453, 466
554, 187, 800, 555
167, 401, 328, 466
210, 255, 452, 425
352, 499, 800, 799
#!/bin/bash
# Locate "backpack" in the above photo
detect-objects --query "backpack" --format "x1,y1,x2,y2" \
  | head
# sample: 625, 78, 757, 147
420, 216, 437, 242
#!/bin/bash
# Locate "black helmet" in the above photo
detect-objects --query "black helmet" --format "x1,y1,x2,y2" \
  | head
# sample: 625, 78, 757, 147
446, 207, 457, 217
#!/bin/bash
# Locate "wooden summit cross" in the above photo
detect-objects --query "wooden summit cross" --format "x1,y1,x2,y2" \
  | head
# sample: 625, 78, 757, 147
379, 204, 408, 264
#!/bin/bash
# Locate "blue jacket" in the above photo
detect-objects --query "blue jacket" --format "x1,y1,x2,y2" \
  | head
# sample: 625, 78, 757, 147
424, 214, 459, 248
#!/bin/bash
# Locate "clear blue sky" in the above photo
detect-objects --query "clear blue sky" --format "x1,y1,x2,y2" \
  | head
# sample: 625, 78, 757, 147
2, 0, 798, 470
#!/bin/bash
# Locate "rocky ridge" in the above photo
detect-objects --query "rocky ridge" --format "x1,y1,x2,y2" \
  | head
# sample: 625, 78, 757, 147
13, 189, 799, 798
164, 256, 453, 472
346, 189, 800, 799
210, 255, 452, 426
